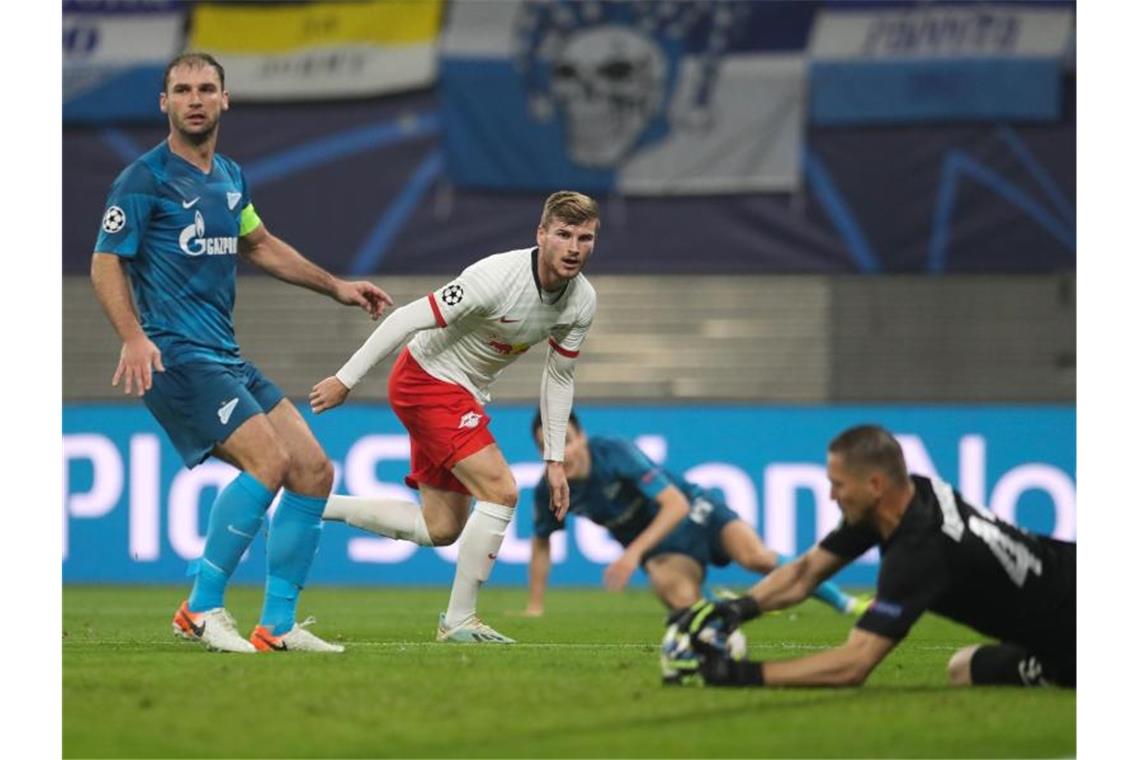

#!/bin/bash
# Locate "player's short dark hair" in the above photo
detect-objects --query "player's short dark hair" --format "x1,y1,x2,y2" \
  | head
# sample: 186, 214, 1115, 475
828, 424, 909, 485
531, 409, 581, 439
163, 52, 226, 93
540, 191, 601, 231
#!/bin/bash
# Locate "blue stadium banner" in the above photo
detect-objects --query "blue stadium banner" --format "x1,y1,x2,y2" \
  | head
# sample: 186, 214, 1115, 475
439, 0, 814, 194
64, 404, 1074, 588
808, 4, 1074, 124
63, 1, 187, 125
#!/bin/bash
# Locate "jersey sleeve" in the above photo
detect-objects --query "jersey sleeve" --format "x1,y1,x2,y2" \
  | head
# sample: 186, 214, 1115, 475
425, 260, 499, 327
605, 439, 671, 501
855, 536, 949, 641
237, 166, 261, 237
93, 162, 156, 258
549, 280, 596, 357
532, 480, 565, 539
819, 520, 880, 561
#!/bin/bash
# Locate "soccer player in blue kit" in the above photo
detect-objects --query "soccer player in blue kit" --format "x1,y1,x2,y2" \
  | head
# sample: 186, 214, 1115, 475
526, 412, 863, 617
89, 53, 393, 653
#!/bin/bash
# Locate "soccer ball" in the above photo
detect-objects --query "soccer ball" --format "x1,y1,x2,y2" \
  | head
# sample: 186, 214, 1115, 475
660, 620, 746, 685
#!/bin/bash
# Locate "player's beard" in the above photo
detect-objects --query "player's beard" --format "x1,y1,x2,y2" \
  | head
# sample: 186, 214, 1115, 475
175, 115, 219, 146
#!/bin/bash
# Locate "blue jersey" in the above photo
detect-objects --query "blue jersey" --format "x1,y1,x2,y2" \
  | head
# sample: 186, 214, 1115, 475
533, 436, 711, 546
93, 141, 261, 367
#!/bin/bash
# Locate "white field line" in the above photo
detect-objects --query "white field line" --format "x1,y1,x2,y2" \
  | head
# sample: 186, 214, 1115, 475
62, 639, 963, 651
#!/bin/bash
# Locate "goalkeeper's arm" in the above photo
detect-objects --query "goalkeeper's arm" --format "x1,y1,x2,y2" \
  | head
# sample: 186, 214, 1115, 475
685, 546, 850, 641
725, 545, 849, 621
702, 627, 896, 688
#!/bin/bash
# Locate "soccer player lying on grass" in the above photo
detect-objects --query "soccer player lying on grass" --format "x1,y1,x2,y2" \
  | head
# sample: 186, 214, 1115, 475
526, 411, 864, 616
671, 424, 1076, 688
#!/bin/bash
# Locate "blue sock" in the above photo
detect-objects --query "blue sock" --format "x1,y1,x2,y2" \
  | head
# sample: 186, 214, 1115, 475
187, 472, 274, 613
260, 490, 327, 635
775, 553, 853, 613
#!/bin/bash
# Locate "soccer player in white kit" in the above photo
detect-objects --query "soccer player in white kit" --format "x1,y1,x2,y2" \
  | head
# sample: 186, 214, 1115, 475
309, 191, 599, 643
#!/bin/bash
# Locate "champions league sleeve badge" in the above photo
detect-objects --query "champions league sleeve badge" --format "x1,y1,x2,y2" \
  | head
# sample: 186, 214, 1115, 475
102, 206, 126, 234
441, 283, 465, 306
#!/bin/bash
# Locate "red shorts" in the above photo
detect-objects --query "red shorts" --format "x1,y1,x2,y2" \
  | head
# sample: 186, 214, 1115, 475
387, 348, 495, 495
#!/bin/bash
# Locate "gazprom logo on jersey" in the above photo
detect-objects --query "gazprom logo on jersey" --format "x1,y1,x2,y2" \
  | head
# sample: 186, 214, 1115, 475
178, 211, 237, 257
63, 405, 1074, 587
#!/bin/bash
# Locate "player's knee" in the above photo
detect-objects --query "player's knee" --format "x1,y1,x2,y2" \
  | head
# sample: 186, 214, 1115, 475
287, 454, 334, 497
497, 486, 519, 509
740, 547, 778, 574
947, 646, 978, 686
493, 476, 519, 508
662, 585, 700, 611
432, 528, 462, 546
478, 473, 518, 508
308, 456, 335, 496
648, 564, 701, 610
249, 443, 291, 491
426, 520, 462, 546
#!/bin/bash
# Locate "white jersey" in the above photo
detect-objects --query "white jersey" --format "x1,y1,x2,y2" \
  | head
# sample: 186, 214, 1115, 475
408, 248, 596, 404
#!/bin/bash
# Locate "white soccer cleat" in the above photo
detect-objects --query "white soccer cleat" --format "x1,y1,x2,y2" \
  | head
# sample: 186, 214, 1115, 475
436, 613, 516, 644
249, 617, 345, 653
171, 600, 256, 653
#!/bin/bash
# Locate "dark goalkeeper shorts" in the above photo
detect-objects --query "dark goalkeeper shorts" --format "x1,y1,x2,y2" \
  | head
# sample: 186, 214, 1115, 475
969, 643, 1076, 688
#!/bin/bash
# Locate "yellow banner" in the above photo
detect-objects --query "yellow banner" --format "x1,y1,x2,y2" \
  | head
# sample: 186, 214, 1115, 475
190, 0, 443, 53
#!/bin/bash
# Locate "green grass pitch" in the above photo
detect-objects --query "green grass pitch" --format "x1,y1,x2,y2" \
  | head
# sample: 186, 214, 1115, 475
63, 585, 1075, 758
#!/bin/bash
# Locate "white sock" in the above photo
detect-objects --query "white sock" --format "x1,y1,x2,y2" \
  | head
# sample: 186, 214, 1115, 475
322, 494, 434, 546
444, 501, 513, 626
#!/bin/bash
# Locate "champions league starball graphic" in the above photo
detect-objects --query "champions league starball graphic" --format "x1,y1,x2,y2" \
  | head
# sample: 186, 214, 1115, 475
511, 0, 752, 168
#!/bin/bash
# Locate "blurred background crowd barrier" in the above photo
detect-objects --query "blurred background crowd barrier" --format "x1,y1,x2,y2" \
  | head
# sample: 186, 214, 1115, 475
63, 0, 1075, 586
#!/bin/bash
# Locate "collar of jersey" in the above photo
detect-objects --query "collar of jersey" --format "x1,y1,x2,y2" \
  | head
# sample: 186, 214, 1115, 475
881, 475, 925, 551
161, 139, 215, 177
531, 247, 568, 305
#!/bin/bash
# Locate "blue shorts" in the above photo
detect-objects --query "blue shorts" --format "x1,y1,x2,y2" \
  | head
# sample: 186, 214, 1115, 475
642, 496, 739, 569
143, 360, 285, 467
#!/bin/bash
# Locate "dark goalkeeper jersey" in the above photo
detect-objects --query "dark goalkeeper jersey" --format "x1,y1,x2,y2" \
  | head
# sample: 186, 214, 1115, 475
821, 475, 1075, 660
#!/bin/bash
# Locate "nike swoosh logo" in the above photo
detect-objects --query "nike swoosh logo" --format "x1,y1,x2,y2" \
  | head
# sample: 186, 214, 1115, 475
498, 317, 520, 323
178, 610, 205, 638
182, 197, 200, 209
254, 631, 287, 651
227, 524, 255, 539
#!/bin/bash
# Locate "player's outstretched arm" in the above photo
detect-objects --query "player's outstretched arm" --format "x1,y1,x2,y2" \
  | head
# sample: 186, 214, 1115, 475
682, 547, 849, 646
91, 253, 165, 396
310, 297, 439, 413
706, 628, 896, 688
604, 486, 690, 592
238, 223, 392, 319
748, 546, 848, 613
525, 536, 553, 616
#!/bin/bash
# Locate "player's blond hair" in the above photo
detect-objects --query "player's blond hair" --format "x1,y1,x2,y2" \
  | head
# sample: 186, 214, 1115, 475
828, 424, 910, 486
539, 191, 601, 230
